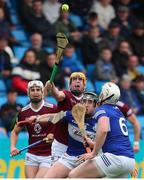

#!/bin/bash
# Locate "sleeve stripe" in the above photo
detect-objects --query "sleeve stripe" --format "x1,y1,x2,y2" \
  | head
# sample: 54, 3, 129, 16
127, 109, 133, 116
94, 110, 106, 119
44, 102, 54, 108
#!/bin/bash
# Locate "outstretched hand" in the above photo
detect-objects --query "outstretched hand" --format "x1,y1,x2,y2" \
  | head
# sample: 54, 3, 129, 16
45, 133, 54, 144
46, 80, 53, 89
17, 116, 37, 126
133, 144, 139, 152
83, 135, 94, 149
10, 147, 20, 157
131, 166, 138, 178
44, 80, 54, 96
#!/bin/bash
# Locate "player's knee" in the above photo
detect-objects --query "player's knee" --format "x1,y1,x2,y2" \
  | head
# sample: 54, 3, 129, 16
68, 170, 77, 178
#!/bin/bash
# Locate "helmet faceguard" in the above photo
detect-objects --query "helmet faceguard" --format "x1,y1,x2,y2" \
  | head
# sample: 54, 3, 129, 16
82, 92, 98, 106
81, 91, 98, 118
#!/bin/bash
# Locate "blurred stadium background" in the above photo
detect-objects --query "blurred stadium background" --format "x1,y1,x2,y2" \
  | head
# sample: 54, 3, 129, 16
0, 0, 144, 178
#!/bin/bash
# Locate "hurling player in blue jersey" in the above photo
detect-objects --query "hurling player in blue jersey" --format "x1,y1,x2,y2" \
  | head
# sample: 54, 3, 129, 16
29, 91, 98, 178
69, 82, 135, 178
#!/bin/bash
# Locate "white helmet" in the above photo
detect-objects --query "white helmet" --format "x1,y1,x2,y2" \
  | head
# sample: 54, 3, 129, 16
28, 80, 44, 91
99, 82, 120, 104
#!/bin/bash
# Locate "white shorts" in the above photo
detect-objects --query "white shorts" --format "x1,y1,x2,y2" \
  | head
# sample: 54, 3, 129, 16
93, 153, 135, 178
25, 153, 51, 168
58, 153, 82, 170
51, 139, 68, 164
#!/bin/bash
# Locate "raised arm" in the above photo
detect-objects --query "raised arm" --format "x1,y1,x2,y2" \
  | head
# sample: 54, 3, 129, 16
44, 81, 66, 101
16, 114, 53, 126
36, 111, 66, 124
17, 111, 67, 126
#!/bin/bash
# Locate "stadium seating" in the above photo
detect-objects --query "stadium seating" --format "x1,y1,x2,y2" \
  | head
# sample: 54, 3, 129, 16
137, 116, 144, 139
0, 95, 57, 107
75, 48, 83, 63
11, 29, 29, 43
0, 96, 7, 106
16, 96, 29, 106
94, 80, 108, 94
86, 79, 95, 92
86, 64, 95, 80
127, 120, 134, 140
11, 13, 20, 25
137, 65, 144, 74
13, 46, 28, 61
0, 79, 7, 94
18, 132, 29, 139
127, 116, 144, 140
69, 13, 83, 28
16, 96, 58, 106
44, 47, 55, 54
8, 0, 18, 11
0, 132, 7, 138
137, 116, 144, 128
45, 96, 57, 105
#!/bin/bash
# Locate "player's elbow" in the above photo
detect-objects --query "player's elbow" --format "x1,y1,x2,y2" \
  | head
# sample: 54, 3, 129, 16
98, 125, 108, 135
130, 117, 141, 130
101, 129, 108, 135
68, 170, 80, 178
11, 129, 18, 137
55, 92, 65, 102
55, 95, 64, 102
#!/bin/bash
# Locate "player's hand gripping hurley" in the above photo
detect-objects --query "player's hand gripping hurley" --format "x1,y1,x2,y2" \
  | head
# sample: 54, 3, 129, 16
10, 133, 54, 157
72, 103, 91, 153
50, 32, 68, 83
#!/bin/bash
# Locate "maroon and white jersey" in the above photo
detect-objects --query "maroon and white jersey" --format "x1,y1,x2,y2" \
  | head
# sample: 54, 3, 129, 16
55, 90, 83, 145
116, 101, 133, 117
57, 90, 83, 111
18, 100, 58, 156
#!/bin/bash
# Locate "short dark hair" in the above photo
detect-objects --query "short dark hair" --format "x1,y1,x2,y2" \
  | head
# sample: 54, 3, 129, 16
0, 36, 7, 42
134, 75, 144, 83
118, 6, 129, 12
100, 47, 111, 54
65, 43, 75, 49
109, 22, 120, 29
134, 22, 144, 30
7, 88, 17, 94
88, 12, 98, 20
32, 0, 42, 4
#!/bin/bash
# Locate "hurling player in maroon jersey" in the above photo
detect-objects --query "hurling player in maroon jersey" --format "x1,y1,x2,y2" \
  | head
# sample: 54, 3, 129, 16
10, 80, 58, 178
44, 72, 87, 161
116, 101, 140, 152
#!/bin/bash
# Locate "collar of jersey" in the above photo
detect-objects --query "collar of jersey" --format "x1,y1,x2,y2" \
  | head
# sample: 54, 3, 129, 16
30, 100, 44, 112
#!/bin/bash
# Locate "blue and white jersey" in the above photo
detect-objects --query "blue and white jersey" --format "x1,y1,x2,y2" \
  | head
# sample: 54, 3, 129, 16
94, 104, 134, 158
61, 111, 97, 156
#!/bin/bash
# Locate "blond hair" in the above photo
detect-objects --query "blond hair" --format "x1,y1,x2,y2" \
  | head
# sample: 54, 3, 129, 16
70, 72, 87, 86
